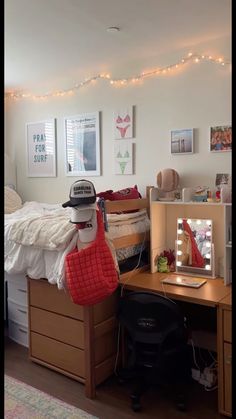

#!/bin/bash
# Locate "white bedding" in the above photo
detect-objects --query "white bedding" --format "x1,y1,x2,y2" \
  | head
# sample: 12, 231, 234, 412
4, 202, 78, 289
5, 202, 150, 288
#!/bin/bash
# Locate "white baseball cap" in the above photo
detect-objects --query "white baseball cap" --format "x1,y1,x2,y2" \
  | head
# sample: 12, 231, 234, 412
70, 204, 97, 223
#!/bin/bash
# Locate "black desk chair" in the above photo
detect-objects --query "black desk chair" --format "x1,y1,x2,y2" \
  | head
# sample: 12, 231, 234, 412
117, 291, 191, 412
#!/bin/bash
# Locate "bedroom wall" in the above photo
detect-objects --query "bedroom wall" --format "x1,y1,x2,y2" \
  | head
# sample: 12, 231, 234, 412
5, 37, 231, 203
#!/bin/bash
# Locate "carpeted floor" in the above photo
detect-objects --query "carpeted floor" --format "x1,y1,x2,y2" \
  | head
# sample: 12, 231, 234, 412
4, 375, 99, 419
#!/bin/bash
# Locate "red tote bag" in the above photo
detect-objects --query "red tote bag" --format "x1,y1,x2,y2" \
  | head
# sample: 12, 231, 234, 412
65, 209, 119, 306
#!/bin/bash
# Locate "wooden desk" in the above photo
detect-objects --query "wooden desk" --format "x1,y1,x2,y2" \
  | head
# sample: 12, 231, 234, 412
119, 272, 231, 307
119, 271, 232, 417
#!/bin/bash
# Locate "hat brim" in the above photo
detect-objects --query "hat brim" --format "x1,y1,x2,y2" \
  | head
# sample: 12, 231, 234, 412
62, 201, 97, 209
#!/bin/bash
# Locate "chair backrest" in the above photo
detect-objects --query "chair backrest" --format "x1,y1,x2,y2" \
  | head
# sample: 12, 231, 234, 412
117, 292, 188, 347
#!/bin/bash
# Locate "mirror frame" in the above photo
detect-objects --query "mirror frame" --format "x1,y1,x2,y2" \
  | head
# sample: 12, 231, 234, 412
175, 217, 215, 278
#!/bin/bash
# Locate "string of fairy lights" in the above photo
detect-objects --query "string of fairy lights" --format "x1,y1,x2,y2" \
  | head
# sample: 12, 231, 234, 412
5, 52, 231, 101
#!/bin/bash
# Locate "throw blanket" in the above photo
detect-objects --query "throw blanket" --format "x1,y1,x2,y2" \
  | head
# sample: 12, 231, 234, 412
8, 208, 76, 251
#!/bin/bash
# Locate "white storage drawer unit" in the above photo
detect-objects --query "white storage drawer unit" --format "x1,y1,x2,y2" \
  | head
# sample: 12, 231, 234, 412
6, 273, 29, 347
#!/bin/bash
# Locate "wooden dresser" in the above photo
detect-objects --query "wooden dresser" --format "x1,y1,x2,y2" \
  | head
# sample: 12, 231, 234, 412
218, 293, 232, 417
28, 277, 119, 398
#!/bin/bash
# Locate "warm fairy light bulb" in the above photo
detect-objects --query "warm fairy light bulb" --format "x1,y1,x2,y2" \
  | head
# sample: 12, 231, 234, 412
218, 58, 223, 62
195, 58, 199, 63
176, 261, 182, 267
188, 52, 193, 57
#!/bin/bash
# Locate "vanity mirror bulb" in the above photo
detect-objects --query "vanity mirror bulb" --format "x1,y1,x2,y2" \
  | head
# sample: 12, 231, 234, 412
176, 261, 182, 267
177, 240, 183, 245
205, 265, 211, 270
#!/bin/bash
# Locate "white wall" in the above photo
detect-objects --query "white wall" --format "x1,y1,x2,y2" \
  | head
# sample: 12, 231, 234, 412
5, 39, 231, 203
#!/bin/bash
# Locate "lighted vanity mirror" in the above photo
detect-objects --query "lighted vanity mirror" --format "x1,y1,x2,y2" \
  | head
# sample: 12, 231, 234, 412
175, 218, 215, 278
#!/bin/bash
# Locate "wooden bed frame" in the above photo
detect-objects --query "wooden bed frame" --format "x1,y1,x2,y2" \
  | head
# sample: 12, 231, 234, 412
27, 196, 150, 398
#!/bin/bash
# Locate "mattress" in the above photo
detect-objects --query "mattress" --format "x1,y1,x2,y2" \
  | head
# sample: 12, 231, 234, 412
106, 209, 150, 261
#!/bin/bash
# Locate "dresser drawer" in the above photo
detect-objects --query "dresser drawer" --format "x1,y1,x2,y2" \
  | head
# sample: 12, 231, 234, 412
223, 310, 232, 343
29, 278, 84, 320
30, 307, 84, 348
7, 277, 27, 306
8, 299, 28, 326
8, 320, 28, 347
30, 332, 85, 378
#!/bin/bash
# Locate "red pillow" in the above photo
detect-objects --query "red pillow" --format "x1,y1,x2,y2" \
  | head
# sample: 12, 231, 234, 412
97, 185, 141, 201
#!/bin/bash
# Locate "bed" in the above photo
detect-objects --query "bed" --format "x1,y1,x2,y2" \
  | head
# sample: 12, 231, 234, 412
5, 188, 150, 398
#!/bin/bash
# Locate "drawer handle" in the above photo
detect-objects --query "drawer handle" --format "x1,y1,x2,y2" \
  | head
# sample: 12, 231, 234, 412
225, 356, 232, 365
17, 289, 27, 293
19, 328, 27, 334
17, 309, 27, 314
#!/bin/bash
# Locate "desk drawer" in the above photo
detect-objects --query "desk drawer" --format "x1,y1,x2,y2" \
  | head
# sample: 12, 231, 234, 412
223, 310, 232, 342
30, 332, 85, 378
224, 343, 232, 414
30, 307, 84, 348
8, 299, 28, 326
29, 279, 84, 320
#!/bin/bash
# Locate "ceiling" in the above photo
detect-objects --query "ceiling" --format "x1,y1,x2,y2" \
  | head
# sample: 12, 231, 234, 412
4, 0, 231, 94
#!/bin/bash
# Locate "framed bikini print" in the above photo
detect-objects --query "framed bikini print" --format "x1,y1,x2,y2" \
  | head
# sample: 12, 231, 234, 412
113, 106, 134, 139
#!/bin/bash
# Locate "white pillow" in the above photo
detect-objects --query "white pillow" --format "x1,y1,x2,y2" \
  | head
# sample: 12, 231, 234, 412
4, 186, 23, 214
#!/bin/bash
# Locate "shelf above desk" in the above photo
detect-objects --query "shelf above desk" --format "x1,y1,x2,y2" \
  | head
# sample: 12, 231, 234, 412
119, 272, 231, 307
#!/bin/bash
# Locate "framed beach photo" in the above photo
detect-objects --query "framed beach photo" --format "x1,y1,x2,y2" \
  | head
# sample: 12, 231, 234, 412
26, 119, 57, 177
171, 129, 194, 154
210, 125, 232, 152
64, 112, 101, 176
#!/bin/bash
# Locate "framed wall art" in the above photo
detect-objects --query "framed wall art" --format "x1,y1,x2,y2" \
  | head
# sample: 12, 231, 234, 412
210, 125, 232, 152
114, 140, 133, 174
26, 119, 56, 177
113, 106, 134, 139
64, 112, 101, 176
171, 129, 194, 154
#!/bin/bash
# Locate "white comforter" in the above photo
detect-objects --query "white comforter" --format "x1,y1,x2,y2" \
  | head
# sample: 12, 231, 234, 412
4, 202, 78, 289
